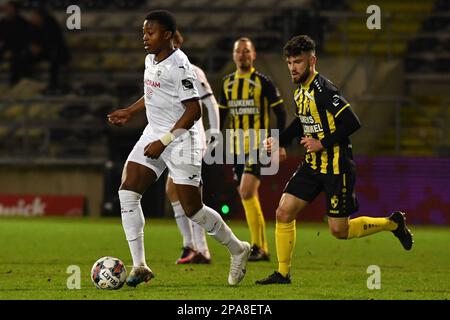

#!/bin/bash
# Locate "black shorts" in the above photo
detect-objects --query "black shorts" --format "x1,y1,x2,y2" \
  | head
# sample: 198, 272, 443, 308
283, 163, 359, 217
232, 154, 261, 185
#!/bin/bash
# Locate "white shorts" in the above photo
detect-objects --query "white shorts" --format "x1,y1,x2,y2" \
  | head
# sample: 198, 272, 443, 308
126, 133, 202, 187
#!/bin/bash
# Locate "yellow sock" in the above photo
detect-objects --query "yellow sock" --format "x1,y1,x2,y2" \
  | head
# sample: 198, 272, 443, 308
259, 213, 269, 254
276, 220, 296, 277
347, 216, 397, 239
242, 196, 264, 248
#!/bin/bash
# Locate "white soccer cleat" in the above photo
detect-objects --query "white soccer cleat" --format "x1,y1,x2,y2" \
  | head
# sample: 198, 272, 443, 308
126, 265, 154, 287
228, 241, 251, 286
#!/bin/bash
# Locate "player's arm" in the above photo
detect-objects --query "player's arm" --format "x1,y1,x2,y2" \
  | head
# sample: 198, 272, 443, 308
320, 107, 361, 148
318, 86, 361, 148
301, 87, 361, 152
107, 95, 145, 126
218, 80, 229, 130
219, 108, 228, 130
280, 117, 303, 147
203, 94, 220, 131
173, 98, 202, 131
202, 94, 221, 146
264, 77, 286, 131
144, 98, 201, 159
194, 68, 220, 134
272, 104, 286, 131
264, 116, 303, 158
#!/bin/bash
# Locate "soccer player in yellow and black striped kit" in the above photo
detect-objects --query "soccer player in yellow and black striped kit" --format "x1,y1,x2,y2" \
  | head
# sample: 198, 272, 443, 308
256, 35, 413, 284
219, 37, 286, 261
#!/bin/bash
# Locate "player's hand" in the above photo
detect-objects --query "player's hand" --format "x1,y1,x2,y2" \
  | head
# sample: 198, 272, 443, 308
144, 140, 166, 159
107, 108, 132, 127
263, 137, 279, 153
300, 136, 324, 153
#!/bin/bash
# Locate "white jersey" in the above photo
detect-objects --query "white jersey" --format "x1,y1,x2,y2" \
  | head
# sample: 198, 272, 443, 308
143, 49, 200, 139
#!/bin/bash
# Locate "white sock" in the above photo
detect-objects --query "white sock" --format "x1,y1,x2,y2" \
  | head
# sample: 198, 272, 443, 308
190, 205, 243, 255
191, 220, 210, 259
172, 201, 195, 250
119, 190, 147, 267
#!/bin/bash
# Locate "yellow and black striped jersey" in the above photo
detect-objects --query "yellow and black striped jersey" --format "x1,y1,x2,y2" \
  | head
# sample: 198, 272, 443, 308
295, 72, 354, 174
219, 68, 284, 155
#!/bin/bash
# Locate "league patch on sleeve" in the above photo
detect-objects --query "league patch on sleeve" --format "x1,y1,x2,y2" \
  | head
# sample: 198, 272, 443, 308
182, 79, 194, 90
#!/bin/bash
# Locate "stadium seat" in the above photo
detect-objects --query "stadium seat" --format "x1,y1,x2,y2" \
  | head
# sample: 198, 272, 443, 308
435, 0, 450, 11
59, 104, 90, 120
3, 104, 25, 120
78, 83, 108, 96
436, 58, 450, 73
423, 16, 450, 31
115, 83, 142, 100
112, 0, 143, 9
408, 37, 439, 53
92, 105, 114, 120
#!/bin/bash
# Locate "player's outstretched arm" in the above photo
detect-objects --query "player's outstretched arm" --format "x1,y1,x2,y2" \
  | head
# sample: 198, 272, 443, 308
107, 95, 145, 127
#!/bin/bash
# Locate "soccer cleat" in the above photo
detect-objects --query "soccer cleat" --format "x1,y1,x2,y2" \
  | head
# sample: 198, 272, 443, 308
126, 265, 154, 287
248, 244, 270, 262
228, 241, 251, 286
389, 211, 413, 251
191, 252, 211, 264
255, 271, 291, 285
175, 247, 197, 264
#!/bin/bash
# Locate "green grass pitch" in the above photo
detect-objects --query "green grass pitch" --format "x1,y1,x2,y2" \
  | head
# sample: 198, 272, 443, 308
0, 217, 449, 300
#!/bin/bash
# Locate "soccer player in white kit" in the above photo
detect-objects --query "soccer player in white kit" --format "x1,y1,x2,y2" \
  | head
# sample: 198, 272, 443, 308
166, 31, 220, 264
107, 10, 250, 287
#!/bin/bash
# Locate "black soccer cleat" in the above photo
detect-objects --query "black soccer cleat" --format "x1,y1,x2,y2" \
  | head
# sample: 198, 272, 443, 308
191, 252, 211, 264
175, 247, 197, 264
248, 245, 270, 262
389, 211, 413, 251
255, 271, 291, 285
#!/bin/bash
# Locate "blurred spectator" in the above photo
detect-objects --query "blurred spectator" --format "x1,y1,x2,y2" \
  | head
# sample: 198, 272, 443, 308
0, 1, 33, 86
29, 5, 71, 93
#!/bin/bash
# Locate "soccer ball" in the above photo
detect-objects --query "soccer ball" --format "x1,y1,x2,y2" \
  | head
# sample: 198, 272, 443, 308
91, 256, 127, 290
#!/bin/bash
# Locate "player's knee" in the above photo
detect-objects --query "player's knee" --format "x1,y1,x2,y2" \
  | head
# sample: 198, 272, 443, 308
330, 227, 348, 239
119, 181, 142, 195
118, 189, 141, 203
239, 187, 255, 200
182, 203, 203, 218
165, 181, 177, 202
276, 206, 295, 223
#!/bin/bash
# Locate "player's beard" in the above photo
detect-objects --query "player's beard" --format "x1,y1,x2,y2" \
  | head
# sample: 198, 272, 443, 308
297, 61, 311, 84
239, 62, 251, 72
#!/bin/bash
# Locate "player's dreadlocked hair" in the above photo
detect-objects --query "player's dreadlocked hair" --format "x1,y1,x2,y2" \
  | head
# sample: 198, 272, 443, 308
283, 35, 316, 57
145, 10, 177, 37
